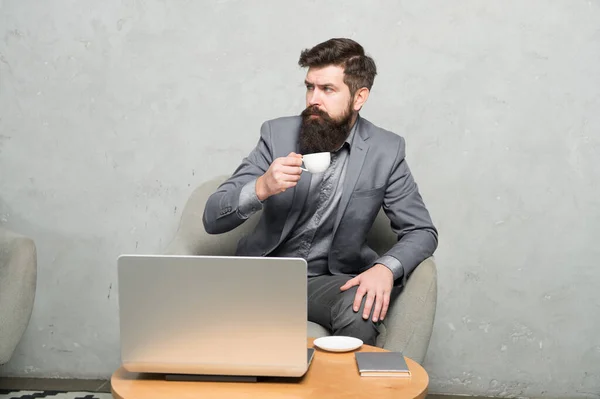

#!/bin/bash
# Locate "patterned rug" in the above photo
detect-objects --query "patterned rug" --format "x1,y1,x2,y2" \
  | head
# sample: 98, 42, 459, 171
0, 391, 112, 399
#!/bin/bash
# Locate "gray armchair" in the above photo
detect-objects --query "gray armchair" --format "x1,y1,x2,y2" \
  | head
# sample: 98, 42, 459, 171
0, 227, 37, 365
165, 176, 437, 363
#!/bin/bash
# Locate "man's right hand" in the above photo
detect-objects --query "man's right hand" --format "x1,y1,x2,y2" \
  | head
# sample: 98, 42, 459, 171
256, 152, 303, 201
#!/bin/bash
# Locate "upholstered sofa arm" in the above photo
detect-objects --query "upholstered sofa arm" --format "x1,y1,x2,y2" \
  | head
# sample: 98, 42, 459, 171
163, 234, 197, 256
0, 227, 37, 365
381, 257, 437, 363
163, 177, 260, 256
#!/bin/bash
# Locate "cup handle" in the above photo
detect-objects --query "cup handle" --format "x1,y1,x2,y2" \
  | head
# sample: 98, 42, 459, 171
299, 157, 308, 172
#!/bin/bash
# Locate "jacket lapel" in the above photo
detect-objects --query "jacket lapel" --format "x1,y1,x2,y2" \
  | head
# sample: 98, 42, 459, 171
333, 118, 370, 235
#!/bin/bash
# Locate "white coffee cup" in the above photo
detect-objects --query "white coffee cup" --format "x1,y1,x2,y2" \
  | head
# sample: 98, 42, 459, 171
301, 152, 331, 173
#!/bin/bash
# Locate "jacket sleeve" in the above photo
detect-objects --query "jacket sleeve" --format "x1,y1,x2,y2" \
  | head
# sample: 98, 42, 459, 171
202, 121, 274, 234
379, 137, 438, 282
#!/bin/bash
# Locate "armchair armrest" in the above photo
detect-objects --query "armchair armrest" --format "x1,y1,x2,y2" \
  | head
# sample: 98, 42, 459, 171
0, 227, 37, 365
163, 235, 197, 256
380, 257, 437, 364
163, 178, 261, 256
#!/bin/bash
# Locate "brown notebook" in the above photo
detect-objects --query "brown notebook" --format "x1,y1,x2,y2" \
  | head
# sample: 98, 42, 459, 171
354, 352, 411, 377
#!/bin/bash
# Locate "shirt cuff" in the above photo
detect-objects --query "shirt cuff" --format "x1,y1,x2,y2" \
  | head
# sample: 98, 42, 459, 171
237, 178, 264, 219
375, 255, 405, 285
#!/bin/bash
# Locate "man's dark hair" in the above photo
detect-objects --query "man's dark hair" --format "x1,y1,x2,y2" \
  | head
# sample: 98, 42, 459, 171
298, 38, 377, 95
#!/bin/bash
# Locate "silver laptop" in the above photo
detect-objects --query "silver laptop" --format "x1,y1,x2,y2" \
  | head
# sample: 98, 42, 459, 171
117, 254, 315, 379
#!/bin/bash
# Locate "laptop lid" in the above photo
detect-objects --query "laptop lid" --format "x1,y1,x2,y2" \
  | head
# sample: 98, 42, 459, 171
117, 254, 309, 377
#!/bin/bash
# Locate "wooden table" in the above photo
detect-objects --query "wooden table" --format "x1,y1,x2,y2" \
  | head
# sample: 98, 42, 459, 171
111, 338, 428, 398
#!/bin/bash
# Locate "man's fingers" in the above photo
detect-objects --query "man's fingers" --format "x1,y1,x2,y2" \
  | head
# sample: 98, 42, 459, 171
371, 290, 384, 322
273, 172, 300, 183
362, 292, 376, 319
278, 166, 302, 176
340, 276, 359, 291
282, 155, 303, 167
272, 168, 302, 186
380, 291, 391, 321
280, 181, 297, 190
273, 155, 302, 169
352, 285, 366, 312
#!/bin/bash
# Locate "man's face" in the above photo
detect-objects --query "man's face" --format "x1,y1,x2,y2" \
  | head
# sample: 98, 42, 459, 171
298, 65, 355, 154
304, 65, 354, 122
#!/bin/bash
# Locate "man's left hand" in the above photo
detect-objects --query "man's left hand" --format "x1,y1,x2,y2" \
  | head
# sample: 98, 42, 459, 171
339, 264, 394, 323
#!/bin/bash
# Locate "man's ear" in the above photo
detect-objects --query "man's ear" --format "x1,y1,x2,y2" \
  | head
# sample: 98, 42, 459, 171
353, 87, 370, 111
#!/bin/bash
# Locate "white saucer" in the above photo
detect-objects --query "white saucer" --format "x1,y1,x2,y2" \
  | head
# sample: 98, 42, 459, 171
313, 336, 363, 352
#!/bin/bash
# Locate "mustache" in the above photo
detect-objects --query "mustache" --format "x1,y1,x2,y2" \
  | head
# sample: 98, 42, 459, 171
301, 106, 331, 119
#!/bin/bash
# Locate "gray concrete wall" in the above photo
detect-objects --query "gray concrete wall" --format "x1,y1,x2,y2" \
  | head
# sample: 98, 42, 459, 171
1, 0, 599, 397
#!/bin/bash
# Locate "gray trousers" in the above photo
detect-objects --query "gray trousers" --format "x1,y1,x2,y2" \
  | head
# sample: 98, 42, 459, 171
307, 274, 387, 346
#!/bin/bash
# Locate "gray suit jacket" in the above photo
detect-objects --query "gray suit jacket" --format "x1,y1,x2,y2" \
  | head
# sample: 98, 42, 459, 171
202, 115, 438, 284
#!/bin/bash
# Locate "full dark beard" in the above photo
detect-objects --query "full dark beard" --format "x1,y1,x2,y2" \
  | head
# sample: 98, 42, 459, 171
298, 105, 353, 154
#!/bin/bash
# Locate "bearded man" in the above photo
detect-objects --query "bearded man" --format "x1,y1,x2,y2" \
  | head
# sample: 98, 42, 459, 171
202, 38, 438, 345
